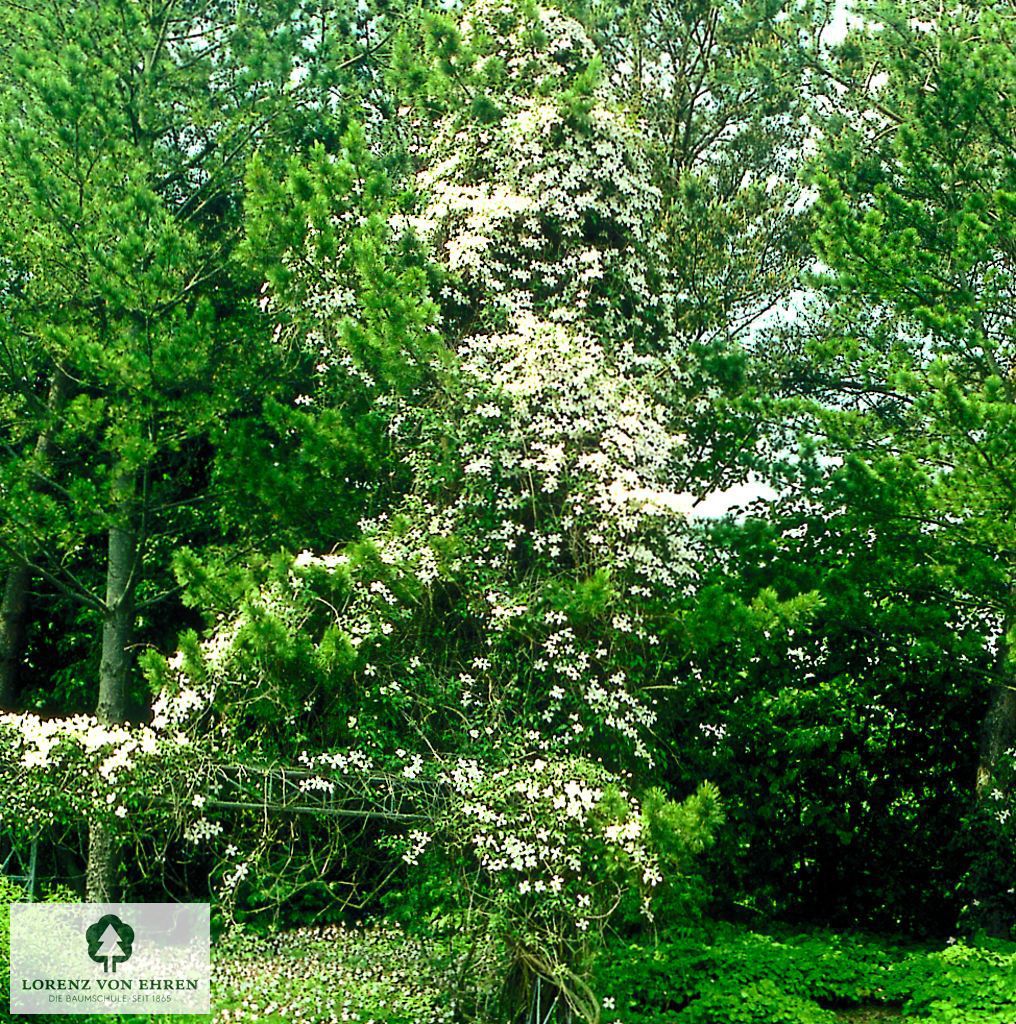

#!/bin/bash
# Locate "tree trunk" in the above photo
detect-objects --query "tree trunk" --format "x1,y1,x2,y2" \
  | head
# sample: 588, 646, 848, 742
86, 467, 138, 902
95, 510, 137, 725
85, 816, 119, 903
976, 591, 1016, 799
0, 369, 69, 709
971, 589, 1016, 937
976, 681, 1016, 798
0, 564, 30, 709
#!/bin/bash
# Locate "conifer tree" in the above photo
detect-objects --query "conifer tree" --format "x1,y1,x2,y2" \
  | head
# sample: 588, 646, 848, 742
803, 0, 1016, 932
0, 0, 402, 897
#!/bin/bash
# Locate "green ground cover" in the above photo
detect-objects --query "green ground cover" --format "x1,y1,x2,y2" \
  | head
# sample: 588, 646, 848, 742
593, 925, 1016, 1024
5, 889, 1015, 1024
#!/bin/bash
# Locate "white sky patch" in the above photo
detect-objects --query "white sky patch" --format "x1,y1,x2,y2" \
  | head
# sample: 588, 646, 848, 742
692, 477, 779, 520
824, 0, 858, 45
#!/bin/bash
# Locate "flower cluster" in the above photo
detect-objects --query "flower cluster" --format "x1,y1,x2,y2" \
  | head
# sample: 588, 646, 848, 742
433, 754, 664, 936
404, 0, 671, 347
0, 712, 194, 835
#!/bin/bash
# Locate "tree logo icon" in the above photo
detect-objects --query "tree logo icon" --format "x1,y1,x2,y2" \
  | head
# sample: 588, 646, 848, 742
85, 914, 134, 973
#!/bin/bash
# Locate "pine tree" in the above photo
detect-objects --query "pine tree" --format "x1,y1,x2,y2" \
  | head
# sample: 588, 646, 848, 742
802, 0, 1016, 932
0, 0, 397, 898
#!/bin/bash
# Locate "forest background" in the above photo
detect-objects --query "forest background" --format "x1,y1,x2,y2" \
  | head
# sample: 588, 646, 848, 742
0, 0, 1014, 1022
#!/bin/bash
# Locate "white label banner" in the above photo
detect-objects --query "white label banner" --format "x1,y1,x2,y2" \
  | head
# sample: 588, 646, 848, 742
9, 902, 210, 1015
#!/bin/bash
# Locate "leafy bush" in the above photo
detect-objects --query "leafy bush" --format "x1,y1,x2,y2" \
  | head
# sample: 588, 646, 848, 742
0, 873, 23, 1012
592, 925, 1016, 1024
888, 940, 1016, 1023
677, 982, 838, 1024
671, 513, 991, 933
